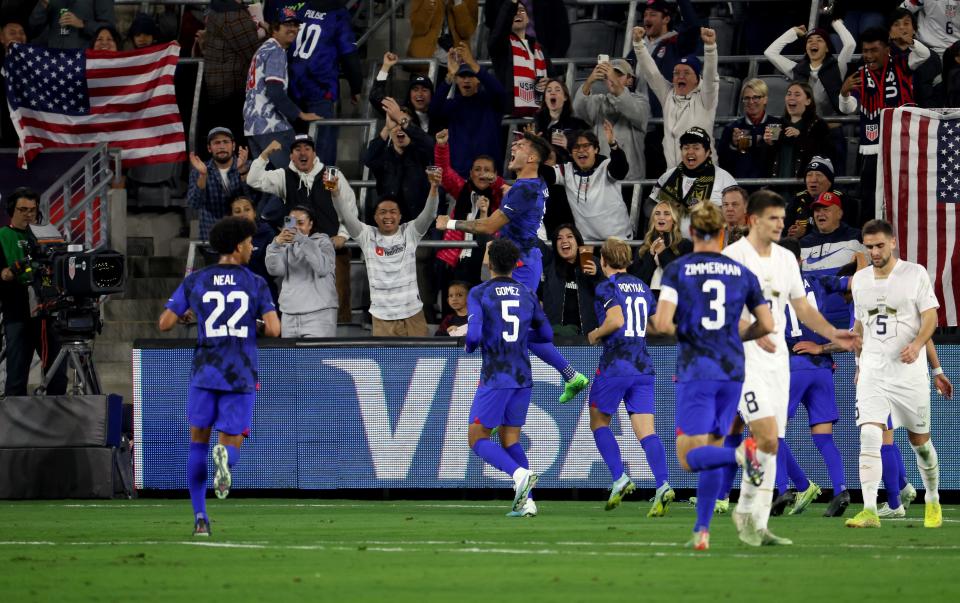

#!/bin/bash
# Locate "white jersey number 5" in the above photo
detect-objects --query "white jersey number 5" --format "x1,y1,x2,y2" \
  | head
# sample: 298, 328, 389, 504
501, 300, 520, 342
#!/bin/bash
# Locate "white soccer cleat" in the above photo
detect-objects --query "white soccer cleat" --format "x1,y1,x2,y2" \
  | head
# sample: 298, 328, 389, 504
900, 483, 917, 510
877, 503, 906, 518
511, 468, 539, 512
732, 510, 762, 547
212, 444, 231, 500
506, 497, 538, 518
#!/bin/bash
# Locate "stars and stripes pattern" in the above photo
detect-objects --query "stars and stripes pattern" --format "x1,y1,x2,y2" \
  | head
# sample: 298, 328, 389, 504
878, 106, 960, 326
3, 42, 186, 168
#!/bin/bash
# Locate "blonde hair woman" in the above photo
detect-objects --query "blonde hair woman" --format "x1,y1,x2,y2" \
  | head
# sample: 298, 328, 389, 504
630, 201, 692, 294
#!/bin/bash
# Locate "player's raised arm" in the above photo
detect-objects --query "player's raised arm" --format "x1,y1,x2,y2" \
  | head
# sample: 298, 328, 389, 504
437, 208, 509, 235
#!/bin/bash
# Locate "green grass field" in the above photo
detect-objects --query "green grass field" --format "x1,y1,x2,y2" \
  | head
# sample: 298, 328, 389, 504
1, 497, 958, 602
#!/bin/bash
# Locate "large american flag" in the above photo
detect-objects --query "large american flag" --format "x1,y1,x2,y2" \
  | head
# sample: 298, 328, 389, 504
877, 106, 960, 326
3, 42, 186, 168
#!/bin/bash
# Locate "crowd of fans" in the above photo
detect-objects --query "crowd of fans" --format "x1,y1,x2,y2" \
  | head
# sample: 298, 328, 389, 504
2, 0, 959, 338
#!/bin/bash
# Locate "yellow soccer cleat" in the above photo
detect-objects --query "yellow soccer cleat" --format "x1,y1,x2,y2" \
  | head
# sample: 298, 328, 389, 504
845, 509, 881, 528
924, 501, 943, 528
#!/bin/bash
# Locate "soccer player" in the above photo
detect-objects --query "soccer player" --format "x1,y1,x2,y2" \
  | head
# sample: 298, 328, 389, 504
723, 191, 857, 546
159, 217, 281, 537
847, 219, 945, 529
436, 132, 589, 404
464, 238, 548, 517
585, 237, 674, 516
775, 238, 851, 517
651, 202, 773, 551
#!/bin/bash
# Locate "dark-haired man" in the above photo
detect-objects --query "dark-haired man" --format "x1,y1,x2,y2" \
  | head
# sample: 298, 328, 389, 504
188, 127, 250, 241
436, 132, 590, 403
0, 187, 67, 396
159, 216, 281, 537
465, 237, 549, 517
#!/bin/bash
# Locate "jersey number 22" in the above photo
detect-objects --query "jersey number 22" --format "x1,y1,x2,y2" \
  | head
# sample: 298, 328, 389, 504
203, 291, 250, 338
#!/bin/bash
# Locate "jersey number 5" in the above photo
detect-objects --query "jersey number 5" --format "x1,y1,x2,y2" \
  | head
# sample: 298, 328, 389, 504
203, 291, 250, 338
701, 279, 726, 330
501, 300, 520, 342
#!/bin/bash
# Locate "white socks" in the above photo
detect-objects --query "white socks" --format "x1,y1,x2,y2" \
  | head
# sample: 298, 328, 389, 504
512, 467, 530, 489
859, 424, 883, 512
753, 450, 777, 531
911, 440, 940, 504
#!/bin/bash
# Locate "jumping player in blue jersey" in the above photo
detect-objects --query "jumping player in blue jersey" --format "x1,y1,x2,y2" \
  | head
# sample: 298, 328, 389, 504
159, 217, 281, 537
464, 238, 550, 517
650, 203, 773, 551
772, 238, 851, 517
436, 132, 590, 404
585, 237, 674, 516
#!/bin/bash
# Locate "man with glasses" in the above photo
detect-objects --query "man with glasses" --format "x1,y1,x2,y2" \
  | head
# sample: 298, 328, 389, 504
0, 187, 67, 395
718, 79, 781, 181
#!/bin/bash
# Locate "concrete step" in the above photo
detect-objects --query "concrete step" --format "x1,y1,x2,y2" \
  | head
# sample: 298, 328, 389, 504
92, 339, 133, 363
126, 255, 187, 278
99, 319, 193, 341
96, 361, 131, 383
116, 277, 183, 300
102, 298, 168, 321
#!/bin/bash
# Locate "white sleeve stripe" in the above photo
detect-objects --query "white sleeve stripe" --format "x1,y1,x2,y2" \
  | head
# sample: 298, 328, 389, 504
659, 286, 679, 305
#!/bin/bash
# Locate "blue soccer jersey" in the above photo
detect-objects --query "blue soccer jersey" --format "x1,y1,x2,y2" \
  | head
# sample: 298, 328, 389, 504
165, 264, 276, 393
499, 178, 546, 253
785, 274, 849, 371
593, 273, 656, 377
465, 276, 552, 389
659, 252, 766, 382
288, 5, 357, 104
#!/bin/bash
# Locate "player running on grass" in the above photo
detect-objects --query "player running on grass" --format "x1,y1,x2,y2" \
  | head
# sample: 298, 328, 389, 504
651, 203, 772, 551
159, 217, 280, 536
585, 237, 674, 516
723, 191, 858, 547
847, 219, 945, 529
464, 238, 549, 517
437, 132, 589, 404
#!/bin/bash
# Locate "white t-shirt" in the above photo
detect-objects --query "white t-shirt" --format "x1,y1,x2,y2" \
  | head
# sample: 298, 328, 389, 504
723, 237, 806, 364
852, 259, 940, 380
649, 165, 737, 238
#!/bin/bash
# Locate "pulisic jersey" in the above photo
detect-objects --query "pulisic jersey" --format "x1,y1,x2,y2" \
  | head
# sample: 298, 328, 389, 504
852, 259, 939, 382
785, 274, 849, 371
499, 177, 547, 253
593, 273, 656, 377
165, 264, 276, 393
659, 252, 766, 382
288, 5, 357, 104
723, 238, 806, 366
465, 276, 551, 389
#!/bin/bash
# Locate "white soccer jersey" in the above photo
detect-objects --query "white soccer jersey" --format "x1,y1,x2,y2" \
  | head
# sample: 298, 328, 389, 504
852, 259, 940, 380
723, 238, 806, 363
902, 0, 960, 54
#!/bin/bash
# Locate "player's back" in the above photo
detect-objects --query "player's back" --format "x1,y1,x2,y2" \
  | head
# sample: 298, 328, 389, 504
660, 252, 765, 382
594, 273, 656, 376
174, 264, 274, 392
467, 276, 545, 388
498, 178, 546, 252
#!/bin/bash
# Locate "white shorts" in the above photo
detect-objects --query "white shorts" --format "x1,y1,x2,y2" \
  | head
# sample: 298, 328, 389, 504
856, 373, 931, 434
739, 365, 790, 438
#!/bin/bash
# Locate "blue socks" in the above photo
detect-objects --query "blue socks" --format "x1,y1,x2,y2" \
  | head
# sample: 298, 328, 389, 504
592, 426, 624, 480
718, 433, 743, 498
505, 443, 534, 499
472, 438, 520, 476
686, 445, 737, 471
640, 434, 669, 489
812, 433, 846, 493
225, 444, 239, 468
776, 438, 810, 494
695, 469, 722, 532
528, 341, 576, 381
188, 441, 209, 519
881, 444, 903, 509
892, 443, 908, 490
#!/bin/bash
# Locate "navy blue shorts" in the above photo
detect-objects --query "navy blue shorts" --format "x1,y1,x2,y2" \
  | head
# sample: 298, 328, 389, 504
188, 385, 255, 435
788, 368, 839, 425
469, 386, 532, 429
589, 374, 655, 416
675, 380, 743, 437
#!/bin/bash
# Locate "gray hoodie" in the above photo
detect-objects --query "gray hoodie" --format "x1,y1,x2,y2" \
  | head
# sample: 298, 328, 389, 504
265, 232, 337, 315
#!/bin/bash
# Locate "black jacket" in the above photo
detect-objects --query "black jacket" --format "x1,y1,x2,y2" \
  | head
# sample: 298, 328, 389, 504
361, 123, 436, 220
629, 236, 693, 289
769, 116, 833, 178
540, 250, 601, 334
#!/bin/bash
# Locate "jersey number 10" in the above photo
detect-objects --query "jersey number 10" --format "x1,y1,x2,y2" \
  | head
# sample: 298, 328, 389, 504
294, 24, 324, 60
202, 291, 250, 339
623, 296, 648, 337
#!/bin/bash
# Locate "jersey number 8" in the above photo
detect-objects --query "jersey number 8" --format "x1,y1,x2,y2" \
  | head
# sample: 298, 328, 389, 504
202, 291, 250, 338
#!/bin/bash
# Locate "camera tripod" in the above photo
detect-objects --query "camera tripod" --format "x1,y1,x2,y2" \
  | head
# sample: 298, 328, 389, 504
36, 337, 102, 396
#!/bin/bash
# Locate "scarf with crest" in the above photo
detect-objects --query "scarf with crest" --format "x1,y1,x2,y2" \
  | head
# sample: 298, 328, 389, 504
656, 159, 716, 213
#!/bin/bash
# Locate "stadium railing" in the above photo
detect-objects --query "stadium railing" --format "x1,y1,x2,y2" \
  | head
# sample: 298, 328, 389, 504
39, 143, 114, 251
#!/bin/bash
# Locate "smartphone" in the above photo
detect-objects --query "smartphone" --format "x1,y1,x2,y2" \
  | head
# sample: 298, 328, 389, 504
284, 215, 297, 230
597, 54, 610, 64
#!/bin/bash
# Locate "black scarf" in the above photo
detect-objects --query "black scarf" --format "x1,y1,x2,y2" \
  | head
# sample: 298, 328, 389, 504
657, 159, 717, 212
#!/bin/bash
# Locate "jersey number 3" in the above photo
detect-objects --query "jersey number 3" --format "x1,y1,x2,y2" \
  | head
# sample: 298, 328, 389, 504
203, 291, 250, 338
701, 279, 726, 330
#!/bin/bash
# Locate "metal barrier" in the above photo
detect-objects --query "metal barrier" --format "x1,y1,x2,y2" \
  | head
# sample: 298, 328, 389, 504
38, 143, 113, 250
308, 118, 380, 217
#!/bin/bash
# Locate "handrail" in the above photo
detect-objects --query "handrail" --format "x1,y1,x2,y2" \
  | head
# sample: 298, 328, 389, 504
307, 117, 380, 216
38, 143, 113, 250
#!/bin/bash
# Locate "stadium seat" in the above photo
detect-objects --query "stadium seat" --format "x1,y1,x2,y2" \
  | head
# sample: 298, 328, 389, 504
759, 74, 791, 117
708, 17, 735, 57
568, 20, 620, 59
717, 75, 741, 120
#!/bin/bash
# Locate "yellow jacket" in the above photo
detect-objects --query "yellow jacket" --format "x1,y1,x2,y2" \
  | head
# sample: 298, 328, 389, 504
407, 0, 478, 60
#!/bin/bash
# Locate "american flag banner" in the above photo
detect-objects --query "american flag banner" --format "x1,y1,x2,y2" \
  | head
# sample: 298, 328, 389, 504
877, 106, 960, 326
3, 42, 186, 168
